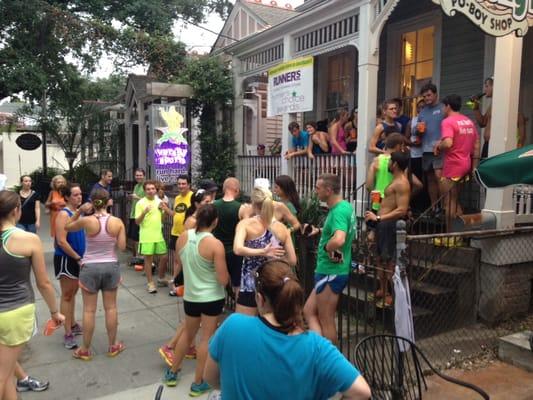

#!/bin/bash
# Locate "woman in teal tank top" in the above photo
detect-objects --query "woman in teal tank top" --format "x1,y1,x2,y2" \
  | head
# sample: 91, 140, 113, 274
163, 204, 229, 396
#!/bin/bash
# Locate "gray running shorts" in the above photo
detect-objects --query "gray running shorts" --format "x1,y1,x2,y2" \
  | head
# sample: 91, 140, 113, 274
422, 152, 443, 172
79, 262, 121, 293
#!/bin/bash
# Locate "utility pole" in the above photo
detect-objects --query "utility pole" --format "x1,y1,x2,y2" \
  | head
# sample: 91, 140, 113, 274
41, 89, 48, 175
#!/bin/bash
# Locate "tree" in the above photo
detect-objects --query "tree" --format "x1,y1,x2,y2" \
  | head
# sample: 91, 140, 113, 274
0, 0, 233, 101
18, 73, 126, 174
177, 57, 236, 185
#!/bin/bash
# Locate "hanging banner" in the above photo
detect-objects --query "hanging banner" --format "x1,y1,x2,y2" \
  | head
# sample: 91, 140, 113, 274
432, 0, 533, 37
149, 104, 190, 184
267, 56, 314, 117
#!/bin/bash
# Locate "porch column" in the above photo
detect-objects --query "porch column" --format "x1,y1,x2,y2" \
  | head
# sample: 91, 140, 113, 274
124, 109, 133, 175
483, 35, 523, 229
232, 56, 245, 156
356, 3, 379, 201
138, 101, 147, 172
281, 33, 295, 176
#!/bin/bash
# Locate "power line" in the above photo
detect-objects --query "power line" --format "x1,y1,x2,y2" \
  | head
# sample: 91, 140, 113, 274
177, 17, 238, 42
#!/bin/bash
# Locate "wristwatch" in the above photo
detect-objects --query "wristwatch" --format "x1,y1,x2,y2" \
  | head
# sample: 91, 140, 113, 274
376, 215, 381, 223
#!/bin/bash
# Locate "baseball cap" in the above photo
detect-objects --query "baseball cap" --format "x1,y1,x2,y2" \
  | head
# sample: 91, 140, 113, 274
254, 178, 270, 190
198, 179, 218, 193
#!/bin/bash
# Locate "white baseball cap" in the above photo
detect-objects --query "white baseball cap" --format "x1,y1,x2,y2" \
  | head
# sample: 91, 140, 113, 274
254, 178, 270, 190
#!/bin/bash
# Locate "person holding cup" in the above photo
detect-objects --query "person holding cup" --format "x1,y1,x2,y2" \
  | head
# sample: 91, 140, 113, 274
417, 83, 446, 206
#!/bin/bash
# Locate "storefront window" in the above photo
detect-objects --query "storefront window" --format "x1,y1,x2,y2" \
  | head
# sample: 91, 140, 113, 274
400, 26, 434, 116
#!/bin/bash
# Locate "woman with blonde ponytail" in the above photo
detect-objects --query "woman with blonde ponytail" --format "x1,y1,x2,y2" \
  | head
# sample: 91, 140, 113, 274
64, 188, 126, 360
233, 187, 296, 315
204, 260, 371, 400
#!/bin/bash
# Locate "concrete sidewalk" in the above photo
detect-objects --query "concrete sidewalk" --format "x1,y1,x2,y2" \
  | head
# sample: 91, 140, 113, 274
20, 213, 210, 400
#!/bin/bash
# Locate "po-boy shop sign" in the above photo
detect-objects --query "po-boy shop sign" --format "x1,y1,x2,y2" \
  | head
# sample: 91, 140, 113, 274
433, 0, 533, 36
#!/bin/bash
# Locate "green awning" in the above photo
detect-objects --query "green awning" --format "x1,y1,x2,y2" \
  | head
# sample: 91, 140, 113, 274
475, 145, 533, 188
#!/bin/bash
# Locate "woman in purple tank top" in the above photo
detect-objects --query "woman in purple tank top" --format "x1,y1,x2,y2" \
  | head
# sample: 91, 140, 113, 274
65, 188, 126, 361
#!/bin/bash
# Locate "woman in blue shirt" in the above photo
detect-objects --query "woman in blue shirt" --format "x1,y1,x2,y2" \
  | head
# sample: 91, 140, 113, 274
204, 260, 371, 400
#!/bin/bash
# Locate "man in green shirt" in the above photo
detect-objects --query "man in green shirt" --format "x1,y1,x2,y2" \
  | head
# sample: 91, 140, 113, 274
304, 174, 355, 344
128, 168, 145, 257
135, 180, 172, 293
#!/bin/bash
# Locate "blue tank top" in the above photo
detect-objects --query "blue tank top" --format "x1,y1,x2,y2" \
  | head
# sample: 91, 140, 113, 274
240, 228, 275, 293
54, 208, 86, 257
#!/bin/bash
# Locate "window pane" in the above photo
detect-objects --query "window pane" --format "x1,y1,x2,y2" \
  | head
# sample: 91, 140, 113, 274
416, 60, 433, 80
401, 31, 417, 66
417, 26, 434, 63
401, 64, 416, 97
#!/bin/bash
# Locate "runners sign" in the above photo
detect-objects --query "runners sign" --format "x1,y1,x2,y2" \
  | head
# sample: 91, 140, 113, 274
150, 105, 190, 184
433, 0, 533, 36
267, 56, 313, 117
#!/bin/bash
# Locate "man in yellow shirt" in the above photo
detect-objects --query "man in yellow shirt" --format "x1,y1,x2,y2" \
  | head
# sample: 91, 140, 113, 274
169, 175, 193, 252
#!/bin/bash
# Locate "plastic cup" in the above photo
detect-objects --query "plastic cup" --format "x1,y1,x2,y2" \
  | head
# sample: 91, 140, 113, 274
175, 285, 185, 297
43, 318, 61, 336
417, 121, 426, 134
370, 190, 381, 204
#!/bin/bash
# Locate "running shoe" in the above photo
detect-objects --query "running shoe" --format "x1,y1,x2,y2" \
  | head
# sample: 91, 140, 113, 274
190, 381, 212, 397
158, 344, 174, 367
157, 278, 168, 288
107, 342, 126, 357
64, 333, 78, 349
207, 391, 222, 400
16, 376, 49, 392
147, 282, 157, 293
72, 347, 93, 361
71, 322, 83, 336
162, 367, 180, 387
185, 345, 197, 360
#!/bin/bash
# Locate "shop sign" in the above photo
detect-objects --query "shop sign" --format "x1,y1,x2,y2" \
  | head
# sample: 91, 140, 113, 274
432, 0, 533, 37
150, 105, 190, 184
267, 56, 313, 117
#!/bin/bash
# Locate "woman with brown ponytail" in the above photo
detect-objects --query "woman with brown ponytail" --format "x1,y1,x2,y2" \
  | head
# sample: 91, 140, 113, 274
204, 260, 371, 400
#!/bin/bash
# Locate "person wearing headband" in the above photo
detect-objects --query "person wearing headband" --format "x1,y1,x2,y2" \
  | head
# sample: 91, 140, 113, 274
204, 260, 371, 400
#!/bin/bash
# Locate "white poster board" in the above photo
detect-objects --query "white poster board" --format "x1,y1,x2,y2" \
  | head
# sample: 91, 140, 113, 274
267, 56, 314, 117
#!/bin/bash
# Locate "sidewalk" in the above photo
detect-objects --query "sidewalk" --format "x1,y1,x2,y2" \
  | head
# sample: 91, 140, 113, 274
20, 214, 210, 400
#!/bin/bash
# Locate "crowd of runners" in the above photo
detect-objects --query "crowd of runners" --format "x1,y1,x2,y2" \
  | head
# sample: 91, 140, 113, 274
0, 76, 503, 399
0, 170, 374, 399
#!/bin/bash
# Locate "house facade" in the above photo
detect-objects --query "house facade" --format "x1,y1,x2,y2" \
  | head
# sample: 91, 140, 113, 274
219, 0, 533, 227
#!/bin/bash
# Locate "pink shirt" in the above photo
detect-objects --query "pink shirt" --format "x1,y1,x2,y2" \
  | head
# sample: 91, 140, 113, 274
331, 124, 347, 155
441, 114, 478, 179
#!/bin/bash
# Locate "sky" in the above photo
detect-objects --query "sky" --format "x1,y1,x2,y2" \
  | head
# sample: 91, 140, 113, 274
94, 0, 304, 78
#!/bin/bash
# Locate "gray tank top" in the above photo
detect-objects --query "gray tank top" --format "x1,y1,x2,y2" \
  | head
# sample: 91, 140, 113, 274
0, 228, 35, 312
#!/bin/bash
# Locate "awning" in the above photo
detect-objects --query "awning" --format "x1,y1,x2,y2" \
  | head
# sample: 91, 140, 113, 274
475, 145, 533, 188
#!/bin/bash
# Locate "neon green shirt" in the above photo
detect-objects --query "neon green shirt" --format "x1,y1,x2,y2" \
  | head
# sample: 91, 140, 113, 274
135, 197, 164, 243
316, 200, 355, 275
373, 154, 393, 211
130, 183, 145, 218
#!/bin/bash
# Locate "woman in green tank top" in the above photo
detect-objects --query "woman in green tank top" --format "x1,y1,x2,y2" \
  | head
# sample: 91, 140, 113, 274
162, 204, 229, 396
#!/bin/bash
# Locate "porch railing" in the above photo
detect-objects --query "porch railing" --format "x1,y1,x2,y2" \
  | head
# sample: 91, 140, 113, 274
236, 156, 281, 197
514, 184, 533, 224
291, 154, 357, 202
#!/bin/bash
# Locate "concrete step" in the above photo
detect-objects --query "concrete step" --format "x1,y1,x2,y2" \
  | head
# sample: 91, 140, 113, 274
499, 331, 533, 373
410, 258, 471, 275
411, 281, 455, 296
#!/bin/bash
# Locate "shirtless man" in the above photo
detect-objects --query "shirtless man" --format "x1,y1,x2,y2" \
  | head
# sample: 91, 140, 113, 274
364, 151, 411, 305
473, 77, 526, 158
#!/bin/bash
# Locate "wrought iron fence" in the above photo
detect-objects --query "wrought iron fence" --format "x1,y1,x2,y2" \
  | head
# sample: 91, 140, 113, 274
337, 222, 533, 370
